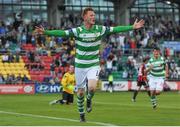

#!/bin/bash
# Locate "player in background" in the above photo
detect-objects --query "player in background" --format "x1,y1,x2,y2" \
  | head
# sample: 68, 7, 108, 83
106, 73, 114, 93
49, 65, 75, 105
132, 57, 151, 102
145, 47, 168, 109
35, 7, 144, 122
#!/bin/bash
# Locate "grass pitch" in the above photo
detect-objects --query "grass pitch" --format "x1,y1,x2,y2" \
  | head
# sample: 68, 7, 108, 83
0, 91, 180, 126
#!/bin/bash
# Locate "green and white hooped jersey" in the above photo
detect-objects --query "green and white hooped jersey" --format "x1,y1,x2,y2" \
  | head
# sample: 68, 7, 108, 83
44, 25, 133, 68
147, 56, 166, 78
66, 25, 114, 68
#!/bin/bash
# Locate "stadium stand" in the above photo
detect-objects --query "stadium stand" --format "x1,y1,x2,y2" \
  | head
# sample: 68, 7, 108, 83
0, 17, 180, 84
0, 54, 30, 84
0, 0, 180, 84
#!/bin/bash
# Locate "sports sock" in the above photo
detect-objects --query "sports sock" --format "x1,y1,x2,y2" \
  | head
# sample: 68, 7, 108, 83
147, 90, 151, 97
77, 94, 85, 114
133, 90, 138, 100
151, 95, 157, 106
87, 91, 94, 100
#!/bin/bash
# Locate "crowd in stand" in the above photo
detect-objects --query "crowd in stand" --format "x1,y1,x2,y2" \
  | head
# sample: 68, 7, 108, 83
166, 57, 180, 80
100, 15, 180, 80
0, 14, 180, 84
0, 73, 30, 84
105, 15, 180, 56
1, 52, 20, 63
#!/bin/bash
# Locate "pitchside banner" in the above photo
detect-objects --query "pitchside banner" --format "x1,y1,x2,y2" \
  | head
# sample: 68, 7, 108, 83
101, 81, 180, 91
35, 83, 62, 93
101, 81, 130, 91
130, 81, 180, 91
0, 84, 35, 94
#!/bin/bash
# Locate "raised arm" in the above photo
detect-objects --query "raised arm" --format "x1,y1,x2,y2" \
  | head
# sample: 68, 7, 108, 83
35, 25, 73, 37
107, 19, 145, 34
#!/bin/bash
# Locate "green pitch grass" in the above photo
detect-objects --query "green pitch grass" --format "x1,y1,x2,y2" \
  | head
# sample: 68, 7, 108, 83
0, 91, 180, 126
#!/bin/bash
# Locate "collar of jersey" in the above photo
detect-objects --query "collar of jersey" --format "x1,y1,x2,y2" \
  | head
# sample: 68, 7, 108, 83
82, 24, 95, 31
152, 56, 160, 60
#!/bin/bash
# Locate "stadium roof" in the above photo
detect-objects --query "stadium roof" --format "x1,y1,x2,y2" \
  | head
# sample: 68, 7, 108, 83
169, 0, 180, 5
158, 0, 180, 6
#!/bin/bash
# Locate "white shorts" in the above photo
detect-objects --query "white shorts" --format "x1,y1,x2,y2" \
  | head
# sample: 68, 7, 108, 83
149, 76, 164, 91
75, 66, 100, 89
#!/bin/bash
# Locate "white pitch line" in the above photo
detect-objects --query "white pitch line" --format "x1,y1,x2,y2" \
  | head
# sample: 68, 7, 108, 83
0, 110, 116, 126
95, 101, 180, 109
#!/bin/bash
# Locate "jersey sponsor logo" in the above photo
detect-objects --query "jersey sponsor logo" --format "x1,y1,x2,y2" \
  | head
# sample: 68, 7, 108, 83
79, 32, 100, 41
79, 33, 100, 38
82, 38, 96, 41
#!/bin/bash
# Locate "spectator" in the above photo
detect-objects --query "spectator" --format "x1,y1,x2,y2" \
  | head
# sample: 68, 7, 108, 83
112, 54, 117, 71
0, 74, 5, 84
49, 37, 56, 50
6, 74, 16, 84
22, 74, 30, 83
14, 52, 20, 62
2, 53, 9, 63
8, 53, 14, 62
16, 74, 22, 84
50, 63, 56, 77
54, 57, 60, 67
122, 69, 128, 79
28, 50, 35, 63
106, 58, 113, 75
54, 74, 60, 84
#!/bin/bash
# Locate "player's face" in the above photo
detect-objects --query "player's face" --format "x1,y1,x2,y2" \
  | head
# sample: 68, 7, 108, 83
153, 49, 160, 58
69, 66, 74, 73
84, 11, 95, 25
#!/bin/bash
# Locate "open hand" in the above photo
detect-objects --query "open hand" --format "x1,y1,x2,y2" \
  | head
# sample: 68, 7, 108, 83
35, 25, 45, 35
133, 19, 145, 29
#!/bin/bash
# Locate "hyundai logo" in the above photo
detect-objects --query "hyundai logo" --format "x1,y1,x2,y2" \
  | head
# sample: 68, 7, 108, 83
36, 85, 49, 93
